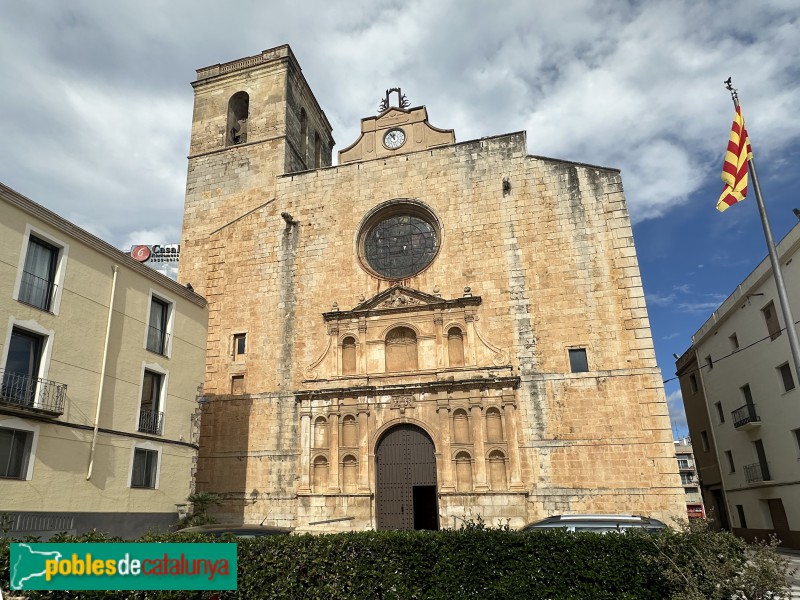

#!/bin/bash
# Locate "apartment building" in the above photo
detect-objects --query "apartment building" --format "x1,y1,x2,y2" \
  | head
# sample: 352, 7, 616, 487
677, 220, 800, 548
0, 183, 207, 538
673, 438, 705, 519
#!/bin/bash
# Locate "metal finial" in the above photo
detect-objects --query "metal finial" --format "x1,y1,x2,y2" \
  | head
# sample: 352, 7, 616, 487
724, 77, 738, 102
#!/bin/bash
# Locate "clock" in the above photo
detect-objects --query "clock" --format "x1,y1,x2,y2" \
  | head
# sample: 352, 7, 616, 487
383, 128, 406, 150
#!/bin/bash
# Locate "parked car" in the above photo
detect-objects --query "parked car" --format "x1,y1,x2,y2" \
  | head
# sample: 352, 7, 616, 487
522, 514, 666, 533
178, 524, 292, 538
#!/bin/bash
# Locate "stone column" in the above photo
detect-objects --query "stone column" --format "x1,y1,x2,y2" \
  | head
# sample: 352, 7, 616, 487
328, 409, 341, 493
470, 397, 489, 491
438, 401, 455, 491
298, 407, 312, 494
357, 404, 370, 492
503, 393, 524, 490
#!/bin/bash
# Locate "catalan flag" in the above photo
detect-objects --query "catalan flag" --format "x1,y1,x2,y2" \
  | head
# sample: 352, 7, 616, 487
716, 105, 753, 212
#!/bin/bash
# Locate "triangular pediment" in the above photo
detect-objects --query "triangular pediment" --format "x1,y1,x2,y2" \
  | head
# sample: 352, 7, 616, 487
322, 285, 482, 321
353, 285, 446, 312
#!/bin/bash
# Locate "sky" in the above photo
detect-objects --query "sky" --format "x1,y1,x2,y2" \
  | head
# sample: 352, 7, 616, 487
2, 1, 799, 437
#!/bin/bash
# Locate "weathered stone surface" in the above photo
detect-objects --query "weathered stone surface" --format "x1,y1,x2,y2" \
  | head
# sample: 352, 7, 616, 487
179, 45, 685, 532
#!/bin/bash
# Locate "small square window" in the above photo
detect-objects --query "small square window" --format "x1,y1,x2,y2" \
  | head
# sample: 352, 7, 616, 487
714, 402, 725, 424
705, 355, 713, 370
0, 427, 34, 479
131, 448, 158, 489
700, 430, 709, 452
724, 450, 735, 473
729, 333, 739, 351
762, 301, 782, 340
778, 363, 795, 392
568, 348, 588, 373
231, 375, 245, 395
688, 373, 698, 394
233, 333, 246, 358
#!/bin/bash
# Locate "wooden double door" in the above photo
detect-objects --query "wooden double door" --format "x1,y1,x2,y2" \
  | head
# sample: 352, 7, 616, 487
376, 424, 439, 531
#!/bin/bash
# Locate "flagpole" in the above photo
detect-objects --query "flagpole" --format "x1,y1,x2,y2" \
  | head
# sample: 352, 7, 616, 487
725, 78, 800, 380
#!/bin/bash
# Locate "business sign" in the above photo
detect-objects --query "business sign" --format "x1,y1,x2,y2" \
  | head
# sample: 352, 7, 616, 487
130, 244, 180, 280
131, 244, 180, 264
10, 542, 237, 591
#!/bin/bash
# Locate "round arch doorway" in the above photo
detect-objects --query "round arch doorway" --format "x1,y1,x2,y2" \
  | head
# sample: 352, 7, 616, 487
375, 424, 439, 531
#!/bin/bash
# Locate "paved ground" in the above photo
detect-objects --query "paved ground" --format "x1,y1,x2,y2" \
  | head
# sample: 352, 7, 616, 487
778, 550, 800, 599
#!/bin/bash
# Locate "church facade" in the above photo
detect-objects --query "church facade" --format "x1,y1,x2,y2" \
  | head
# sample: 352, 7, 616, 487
179, 45, 685, 531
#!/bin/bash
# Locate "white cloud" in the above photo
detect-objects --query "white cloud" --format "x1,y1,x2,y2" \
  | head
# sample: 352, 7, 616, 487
0, 0, 798, 246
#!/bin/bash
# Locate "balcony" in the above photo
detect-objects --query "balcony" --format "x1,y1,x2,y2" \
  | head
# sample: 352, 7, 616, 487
146, 326, 170, 356
18, 271, 57, 312
732, 403, 761, 429
0, 369, 66, 416
138, 409, 164, 435
743, 462, 771, 483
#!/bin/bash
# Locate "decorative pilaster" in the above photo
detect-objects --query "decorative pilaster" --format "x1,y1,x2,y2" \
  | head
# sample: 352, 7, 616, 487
434, 310, 444, 368
299, 410, 312, 493
470, 397, 489, 491
357, 405, 370, 492
358, 317, 368, 375
438, 403, 455, 491
328, 409, 341, 493
464, 311, 477, 366
502, 394, 524, 490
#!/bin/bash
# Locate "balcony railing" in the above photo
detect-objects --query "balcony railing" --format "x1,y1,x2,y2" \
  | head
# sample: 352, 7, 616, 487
732, 403, 761, 429
0, 369, 66, 415
743, 462, 771, 483
146, 326, 170, 356
138, 409, 164, 435
18, 271, 57, 312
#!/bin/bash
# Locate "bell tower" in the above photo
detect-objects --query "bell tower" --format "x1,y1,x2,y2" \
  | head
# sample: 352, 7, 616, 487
179, 45, 334, 295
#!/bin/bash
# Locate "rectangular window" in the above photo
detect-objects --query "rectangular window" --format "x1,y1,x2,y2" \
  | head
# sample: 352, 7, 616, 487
741, 384, 754, 405
762, 301, 782, 340
677, 458, 690, 469
736, 504, 747, 529
146, 297, 169, 355
794, 428, 800, 455
233, 333, 246, 358
725, 450, 735, 473
2, 327, 45, 408
138, 370, 163, 435
729, 333, 739, 351
778, 363, 795, 392
680, 473, 694, 485
0, 427, 33, 479
231, 375, 245, 395
705, 355, 713, 370
700, 430, 709, 452
18, 236, 58, 312
131, 448, 158, 488
689, 373, 698, 394
714, 402, 725, 424
754, 439, 771, 481
568, 348, 588, 373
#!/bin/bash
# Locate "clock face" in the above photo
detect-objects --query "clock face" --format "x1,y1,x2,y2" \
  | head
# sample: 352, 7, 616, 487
383, 128, 406, 150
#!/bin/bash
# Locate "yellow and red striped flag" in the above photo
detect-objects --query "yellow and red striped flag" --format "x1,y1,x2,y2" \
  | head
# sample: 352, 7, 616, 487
716, 105, 753, 212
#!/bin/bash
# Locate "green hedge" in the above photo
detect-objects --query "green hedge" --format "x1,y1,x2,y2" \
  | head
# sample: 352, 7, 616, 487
1, 523, 790, 599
